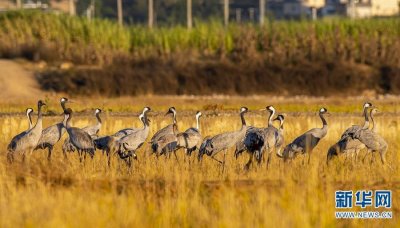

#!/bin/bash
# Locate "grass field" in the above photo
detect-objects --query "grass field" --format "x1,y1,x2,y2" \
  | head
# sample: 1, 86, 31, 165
0, 98, 399, 227
2, 12, 399, 97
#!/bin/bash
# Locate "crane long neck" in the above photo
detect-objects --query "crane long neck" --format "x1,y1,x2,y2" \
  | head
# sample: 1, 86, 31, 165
143, 112, 150, 128
173, 112, 177, 124
240, 112, 246, 127
279, 120, 284, 131
268, 110, 275, 127
63, 114, 69, 128
362, 107, 369, 129
370, 111, 376, 132
65, 114, 72, 129
196, 115, 200, 131
320, 112, 327, 128
172, 123, 178, 135
27, 112, 33, 129
96, 112, 102, 124
35, 104, 43, 128
61, 102, 67, 112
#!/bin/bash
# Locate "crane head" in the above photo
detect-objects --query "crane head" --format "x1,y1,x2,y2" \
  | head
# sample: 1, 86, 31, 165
363, 102, 373, 108
26, 108, 33, 116
38, 100, 46, 107
165, 107, 176, 116
60, 97, 69, 103
240, 107, 249, 113
196, 111, 202, 118
319, 107, 328, 114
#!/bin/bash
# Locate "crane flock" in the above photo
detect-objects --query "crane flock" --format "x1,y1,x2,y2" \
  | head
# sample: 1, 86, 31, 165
6, 98, 389, 170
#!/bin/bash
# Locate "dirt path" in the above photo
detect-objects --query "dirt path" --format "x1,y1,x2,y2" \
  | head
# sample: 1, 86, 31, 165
0, 60, 44, 100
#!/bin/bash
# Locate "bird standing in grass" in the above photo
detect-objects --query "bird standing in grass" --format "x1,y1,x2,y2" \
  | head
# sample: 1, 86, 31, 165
176, 111, 203, 160
282, 108, 328, 163
116, 107, 151, 167
63, 108, 102, 156
239, 106, 279, 170
63, 108, 95, 162
35, 97, 70, 161
150, 107, 179, 156
7, 100, 46, 163
198, 107, 249, 173
327, 102, 373, 164
353, 108, 388, 165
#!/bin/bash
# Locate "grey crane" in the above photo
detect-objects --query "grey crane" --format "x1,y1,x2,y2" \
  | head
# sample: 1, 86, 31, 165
112, 107, 149, 138
63, 108, 95, 162
150, 107, 178, 155
62, 108, 102, 155
115, 107, 151, 167
7, 100, 46, 163
6, 108, 34, 161
94, 107, 150, 155
34, 97, 70, 161
238, 106, 279, 169
176, 111, 203, 157
154, 121, 179, 160
198, 107, 249, 172
358, 108, 387, 164
82, 108, 102, 137
326, 102, 373, 163
351, 120, 388, 165
26, 108, 34, 130
282, 108, 329, 163
232, 107, 251, 158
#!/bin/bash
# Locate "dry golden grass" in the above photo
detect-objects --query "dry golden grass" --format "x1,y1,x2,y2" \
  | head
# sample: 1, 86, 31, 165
0, 101, 399, 227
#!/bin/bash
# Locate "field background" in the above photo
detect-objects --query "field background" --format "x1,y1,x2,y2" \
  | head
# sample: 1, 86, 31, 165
1, 11, 400, 97
0, 96, 399, 227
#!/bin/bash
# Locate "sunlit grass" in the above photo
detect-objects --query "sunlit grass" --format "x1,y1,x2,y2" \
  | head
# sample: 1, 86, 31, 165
1, 95, 400, 114
0, 101, 399, 227
0, 11, 399, 65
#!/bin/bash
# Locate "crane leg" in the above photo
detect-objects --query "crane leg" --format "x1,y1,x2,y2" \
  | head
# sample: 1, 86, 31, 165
370, 152, 376, 165
78, 150, 83, 163
308, 153, 311, 164
245, 153, 253, 170
210, 155, 223, 164
7, 151, 14, 163
362, 150, 369, 163
221, 150, 227, 174
173, 151, 179, 162
379, 147, 387, 165
354, 149, 359, 163
173, 151, 181, 167
106, 149, 111, 167
63, 148, 68, 160
266, 152, 272, 170
21, 152, 26, 163
47, 146, 53, 162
